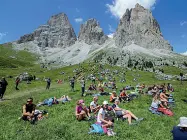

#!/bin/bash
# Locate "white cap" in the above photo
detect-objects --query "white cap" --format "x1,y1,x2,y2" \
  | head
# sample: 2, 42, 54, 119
178, 117, 187, 127
103, 101, 108, 105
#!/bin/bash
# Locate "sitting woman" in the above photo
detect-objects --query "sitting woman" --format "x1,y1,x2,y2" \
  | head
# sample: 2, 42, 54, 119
75, 99, 91, 121
119, 90, 129, 102
97, 101, 113, 132
149, 94, 164, 115
160, 90, 169, 107
112, 99, 143, 125
110, 91, 118, 103
57, 95, 71, 104
90, 96, 101, 114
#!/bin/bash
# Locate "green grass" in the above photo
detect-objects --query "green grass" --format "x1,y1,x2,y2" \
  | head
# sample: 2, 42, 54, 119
1, 45, 187, 139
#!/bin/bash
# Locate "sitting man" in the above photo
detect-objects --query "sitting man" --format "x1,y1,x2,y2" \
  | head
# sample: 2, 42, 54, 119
119, 90, 129, 102
112, 99, 143, 125
90, 96, 101, 114
22, 98, 36, 123
171, 117, 187, 140
110, 91, 118, 103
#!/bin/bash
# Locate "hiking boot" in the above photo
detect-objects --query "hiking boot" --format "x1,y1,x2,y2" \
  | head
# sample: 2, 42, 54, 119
129, 123, 137, 126
136, 118, 144, 122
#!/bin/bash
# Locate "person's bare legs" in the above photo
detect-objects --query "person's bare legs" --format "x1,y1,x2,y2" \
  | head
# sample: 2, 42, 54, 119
123, 114, 132, 124
125, 110, 138, 120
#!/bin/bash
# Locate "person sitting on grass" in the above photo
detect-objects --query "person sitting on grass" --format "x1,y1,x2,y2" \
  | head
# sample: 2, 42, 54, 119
22, 98, 36, 123
149, 94, 164, 115
90, 96, 101, 114
160, 90, 168, 107
75, 99, 91, 121
110, 91, 118, 103
57, 95, 71, 104
119, 90, 129, 102
171, 117, 187, 140
97, 101, 113, 132
88, 84, 97, 91
112, 99, 143, 125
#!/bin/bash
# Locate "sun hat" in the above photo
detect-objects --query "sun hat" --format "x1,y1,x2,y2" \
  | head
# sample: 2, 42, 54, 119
79, 99, 84, 104
178, 117, 187, 127
103, 101, 108, 105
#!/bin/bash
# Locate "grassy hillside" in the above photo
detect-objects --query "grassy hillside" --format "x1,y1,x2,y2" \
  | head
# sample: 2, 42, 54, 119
1, 45, 187, 140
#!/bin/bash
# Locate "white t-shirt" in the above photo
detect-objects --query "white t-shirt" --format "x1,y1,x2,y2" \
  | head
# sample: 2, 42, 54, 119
151, 100, 161, 109
90, 101, 97, 108
97, 108, 106, 123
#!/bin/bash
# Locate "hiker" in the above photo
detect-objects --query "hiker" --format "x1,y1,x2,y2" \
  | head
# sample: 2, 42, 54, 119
0, 77, 8, 99
70, 77, 75, 92
15, 77, 20, 90
112, 99, 143, 125
97, 101, 113, 130
75, 99, 91, 121
167, 83, 174, 92
110, 91, 118, 103
149, 94, 164, 115
37, 97, 58, 107
0, 80, 3, 100
33, 75, 36, 80
171, 117, 187, 140
80, 77, 85, 96
119, 90, 129, 102
90, 96, 101, 114
22, 98, 36, 123
180, 73, 183, 85
46, 78, 51, 90
160, 90, 168, 107
57, 95, 71, 104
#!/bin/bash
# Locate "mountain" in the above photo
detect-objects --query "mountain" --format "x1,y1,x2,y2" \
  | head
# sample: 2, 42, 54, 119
11, 4, 186, 69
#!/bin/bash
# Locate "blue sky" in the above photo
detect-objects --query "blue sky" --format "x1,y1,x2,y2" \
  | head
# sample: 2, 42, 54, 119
0, 0, 187, 53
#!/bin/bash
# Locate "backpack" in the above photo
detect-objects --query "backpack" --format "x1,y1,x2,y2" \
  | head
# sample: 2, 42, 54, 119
88, 124, 104, 134
158, 107, 174, 116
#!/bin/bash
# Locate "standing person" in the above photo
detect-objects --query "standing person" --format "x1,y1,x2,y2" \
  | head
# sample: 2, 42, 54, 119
70, 77, 75, 92
46, 78, 51, 90
80, 77, 85, 96
15, 77, 20, 90
1, 77, 8, 99
0, 80, 3, 100
180, 73, 184, 85
171, 117, 187, 140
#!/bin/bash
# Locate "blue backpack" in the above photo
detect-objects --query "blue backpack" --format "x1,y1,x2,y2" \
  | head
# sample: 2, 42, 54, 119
88, 124, 104, 134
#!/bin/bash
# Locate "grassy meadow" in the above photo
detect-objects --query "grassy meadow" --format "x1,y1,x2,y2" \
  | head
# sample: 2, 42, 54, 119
0, 45, 187, 140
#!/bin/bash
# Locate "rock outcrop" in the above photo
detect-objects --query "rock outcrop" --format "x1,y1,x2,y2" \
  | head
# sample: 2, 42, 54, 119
115, 3, 173, 51
78, 19, 108, 45
17, 13, 77, 48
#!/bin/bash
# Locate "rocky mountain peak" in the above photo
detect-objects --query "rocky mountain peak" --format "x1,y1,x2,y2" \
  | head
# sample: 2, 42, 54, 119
115, 4, 172, 51
17, 13, 77, 48
78, 18, 108, 45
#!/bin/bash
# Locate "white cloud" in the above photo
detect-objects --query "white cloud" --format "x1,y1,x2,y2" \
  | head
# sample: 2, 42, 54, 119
75, 18, 83, 23
108, 33, 114, 38
76, 8, 80, 13
108, 24, 115, 32
180, 21, 187, 26
0, 32, 7, 41
181, 51, 187, 56
181, 34, 186, 38
106, 0, 157, 18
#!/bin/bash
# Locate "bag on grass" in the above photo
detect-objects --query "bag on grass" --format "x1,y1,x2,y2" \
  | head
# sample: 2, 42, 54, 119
88, 124, 104, 134
158, 107, 173, 116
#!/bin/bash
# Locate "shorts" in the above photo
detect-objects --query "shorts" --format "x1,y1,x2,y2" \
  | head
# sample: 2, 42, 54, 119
115, 111, 123, 116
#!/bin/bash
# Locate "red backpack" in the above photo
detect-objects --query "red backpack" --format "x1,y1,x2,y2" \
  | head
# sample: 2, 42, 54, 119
158, 107, 174, 116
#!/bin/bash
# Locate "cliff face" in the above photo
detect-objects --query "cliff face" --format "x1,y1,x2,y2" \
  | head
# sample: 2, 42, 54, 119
17, 13, 77, 48
115, 3, 173, 51
78, 18, 108, 45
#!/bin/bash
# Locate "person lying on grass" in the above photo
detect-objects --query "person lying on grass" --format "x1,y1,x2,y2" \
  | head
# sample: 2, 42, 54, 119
90, 96, 101, 114
97, 101, 113, 130
37, 97, 58, 107
57, 95, 71, 103
171, 117, 187, 140
22, 98, 36, 122
110, 91, 118, 103
112, 99, 143, 125
75, 99, 91, 121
